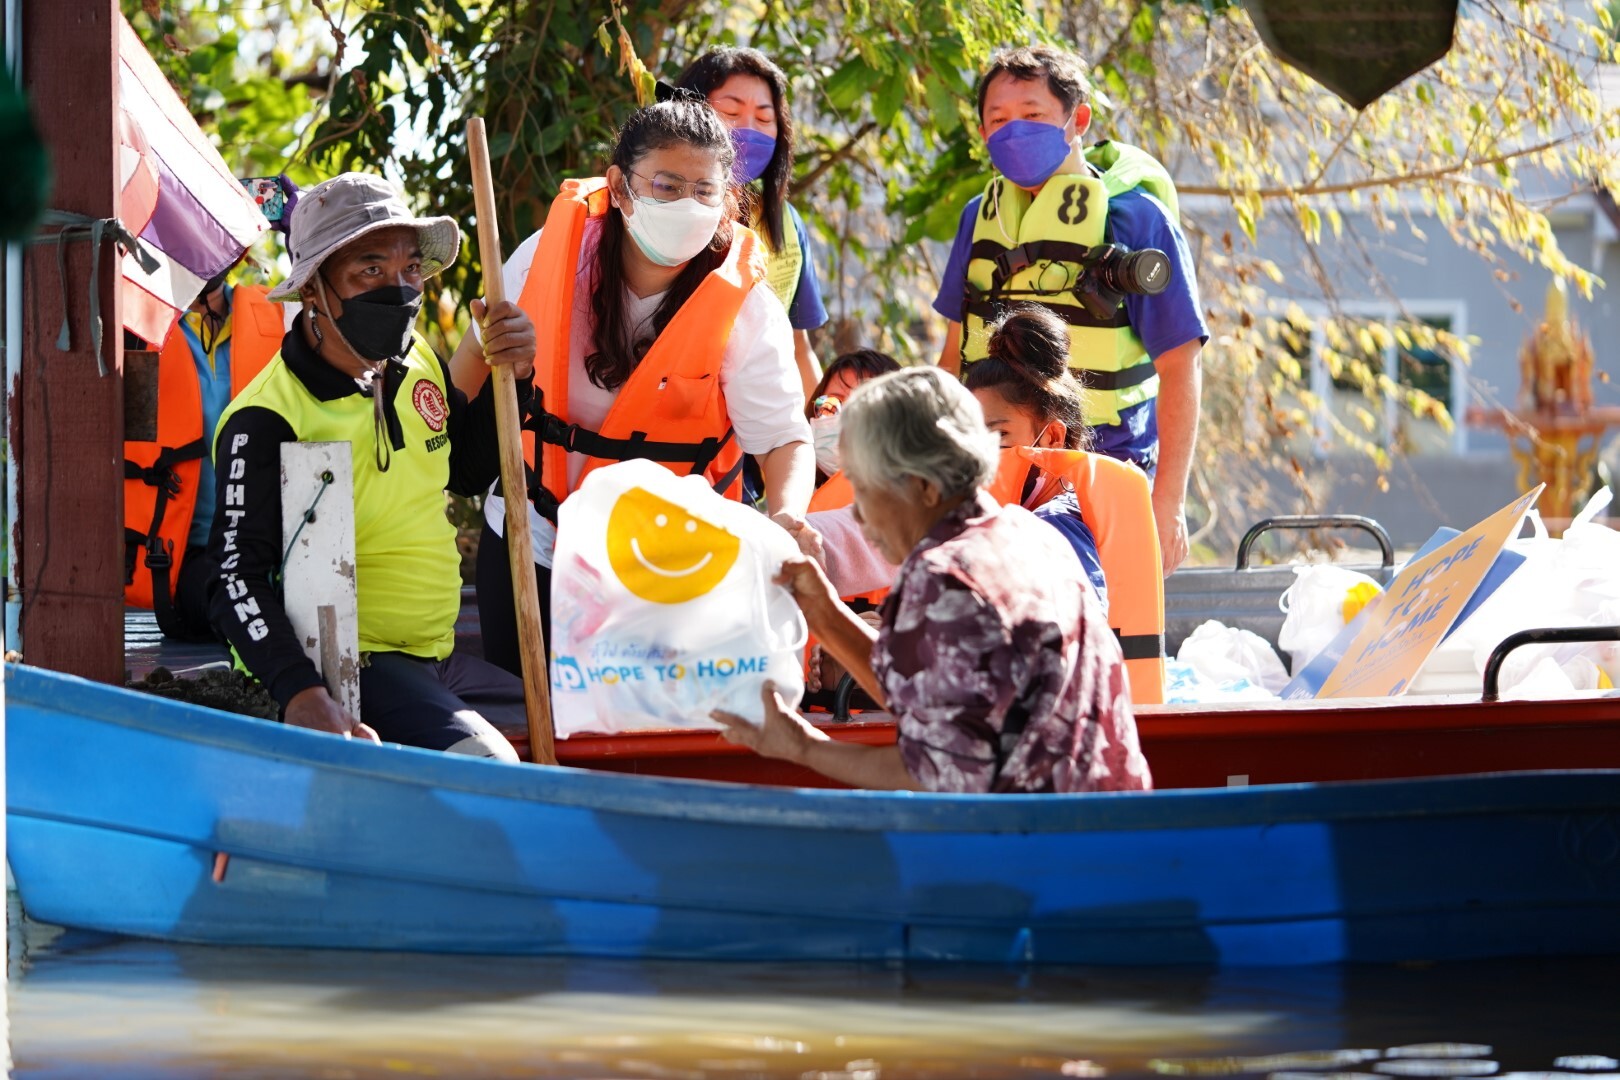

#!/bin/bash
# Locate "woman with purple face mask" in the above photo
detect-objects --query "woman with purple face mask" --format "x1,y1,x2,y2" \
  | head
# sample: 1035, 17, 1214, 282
677, 47, 828, 405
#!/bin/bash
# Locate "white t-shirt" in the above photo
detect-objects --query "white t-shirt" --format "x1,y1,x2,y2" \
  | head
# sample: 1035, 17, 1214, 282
485, 221, 810, 566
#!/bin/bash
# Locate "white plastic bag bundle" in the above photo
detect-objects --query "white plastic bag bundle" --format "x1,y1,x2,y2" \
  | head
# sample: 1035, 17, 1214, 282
1176, 619, 1290, 696
549, 459, 807, 737
1447, 487, 1620, 698
1277, 565, 1384, 674
1163, 659, 1279, 705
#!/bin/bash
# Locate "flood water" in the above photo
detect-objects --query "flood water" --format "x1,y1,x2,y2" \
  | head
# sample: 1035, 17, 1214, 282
9, 910, 1620, 1080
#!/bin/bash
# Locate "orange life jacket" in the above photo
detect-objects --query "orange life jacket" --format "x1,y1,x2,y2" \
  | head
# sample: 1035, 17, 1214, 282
987, 446, 1166, 705
124, 284, 284, 633
808, 470, 853, 513
513, 177, 765, 520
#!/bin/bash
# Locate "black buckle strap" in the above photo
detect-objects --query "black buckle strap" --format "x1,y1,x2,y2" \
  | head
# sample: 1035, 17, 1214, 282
995, 242, 1037, 280
1114, 629, 1165, 661
1084, 364, 1158, 392
970, 238, 1100, 281
527, 480, 561, 525
525, 409, 726, 471
963, 295, 1131, 332
124, 438, 207, 489
125, 458, 182, 494
708, 446, 746, 495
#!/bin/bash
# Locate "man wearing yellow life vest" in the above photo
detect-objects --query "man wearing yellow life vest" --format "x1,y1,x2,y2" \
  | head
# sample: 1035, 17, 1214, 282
209, 173, 536, 760
935, 45, 1208, 575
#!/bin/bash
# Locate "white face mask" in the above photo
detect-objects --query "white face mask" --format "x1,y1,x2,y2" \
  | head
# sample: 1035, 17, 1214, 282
810, 412, 842, 476
621, 192, 725, 267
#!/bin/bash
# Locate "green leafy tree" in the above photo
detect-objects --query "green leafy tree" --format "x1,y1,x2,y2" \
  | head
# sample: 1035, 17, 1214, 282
128, 0, 1620, 556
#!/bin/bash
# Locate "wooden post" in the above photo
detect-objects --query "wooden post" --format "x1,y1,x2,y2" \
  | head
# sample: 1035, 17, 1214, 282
466, 117, 557, 766
16, 0, 125, 682
279, 442, 361, 719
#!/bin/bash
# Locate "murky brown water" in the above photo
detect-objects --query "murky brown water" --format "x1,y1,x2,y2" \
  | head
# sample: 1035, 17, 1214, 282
9, 908, 1620, 1080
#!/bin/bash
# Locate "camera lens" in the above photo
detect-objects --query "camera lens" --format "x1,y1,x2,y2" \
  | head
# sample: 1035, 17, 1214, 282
1115, 248, 1171, 296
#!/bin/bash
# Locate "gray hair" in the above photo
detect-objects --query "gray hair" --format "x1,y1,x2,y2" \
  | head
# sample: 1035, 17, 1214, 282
839, 367, 1000, 499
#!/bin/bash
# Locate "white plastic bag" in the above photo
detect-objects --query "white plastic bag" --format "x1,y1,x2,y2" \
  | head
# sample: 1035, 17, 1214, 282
549, 459, 807, 737
1448, 487, 1620, 697
1176, 619, 1289, 696
1277, 565, 1384, 674
1163, 659, 1279, 705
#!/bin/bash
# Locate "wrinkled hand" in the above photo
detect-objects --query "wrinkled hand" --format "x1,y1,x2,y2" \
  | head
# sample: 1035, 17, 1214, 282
711, 680, 825, 762
1153, 489, 1189, 576
471, 298, 536, 380
774, 553, 838, 622
285, 685, 381, 744
771, 511, 825, 564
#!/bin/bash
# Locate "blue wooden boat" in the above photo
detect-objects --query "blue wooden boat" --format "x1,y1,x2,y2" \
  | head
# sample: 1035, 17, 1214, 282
8, 662, 1620, 966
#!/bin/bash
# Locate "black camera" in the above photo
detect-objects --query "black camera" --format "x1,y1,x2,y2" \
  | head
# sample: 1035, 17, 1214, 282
1073, 243, 1171, 321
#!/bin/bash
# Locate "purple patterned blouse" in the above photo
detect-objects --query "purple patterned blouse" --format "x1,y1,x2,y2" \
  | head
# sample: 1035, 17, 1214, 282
872, 491, 1152, 794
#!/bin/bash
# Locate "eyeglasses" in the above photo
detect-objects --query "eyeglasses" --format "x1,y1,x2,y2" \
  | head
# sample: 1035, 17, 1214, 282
628, 169, 727, 207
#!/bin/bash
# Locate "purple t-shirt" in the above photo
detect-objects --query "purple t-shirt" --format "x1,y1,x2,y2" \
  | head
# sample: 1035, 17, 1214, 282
933, 187, 1208, 472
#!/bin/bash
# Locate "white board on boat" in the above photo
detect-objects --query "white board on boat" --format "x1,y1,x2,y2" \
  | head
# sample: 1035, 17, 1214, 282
279, 441, 361, 717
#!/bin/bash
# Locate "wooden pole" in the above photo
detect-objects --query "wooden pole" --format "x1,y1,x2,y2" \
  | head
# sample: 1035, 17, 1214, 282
17, 0, 125, 683
465, 117, 557, 766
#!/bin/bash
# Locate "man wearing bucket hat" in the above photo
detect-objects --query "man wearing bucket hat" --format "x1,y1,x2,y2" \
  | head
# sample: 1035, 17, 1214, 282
207, 172, 536, 761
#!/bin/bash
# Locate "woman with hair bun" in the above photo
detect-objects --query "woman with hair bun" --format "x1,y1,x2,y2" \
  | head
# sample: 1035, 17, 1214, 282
966, 304, 1109, 610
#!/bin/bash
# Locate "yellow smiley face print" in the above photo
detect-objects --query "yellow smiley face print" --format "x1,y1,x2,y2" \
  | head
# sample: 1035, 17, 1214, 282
605, 487, 742, 604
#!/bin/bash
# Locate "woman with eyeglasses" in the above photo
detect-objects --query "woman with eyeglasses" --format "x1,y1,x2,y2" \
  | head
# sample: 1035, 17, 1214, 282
449, 98, 816, 677
676, 48, 828, 403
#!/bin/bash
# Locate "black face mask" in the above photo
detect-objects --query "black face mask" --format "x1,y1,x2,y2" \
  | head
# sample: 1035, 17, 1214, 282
326, 282, 423, 362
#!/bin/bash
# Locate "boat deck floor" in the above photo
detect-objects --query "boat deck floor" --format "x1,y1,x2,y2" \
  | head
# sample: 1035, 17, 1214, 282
124, 587, 486, 680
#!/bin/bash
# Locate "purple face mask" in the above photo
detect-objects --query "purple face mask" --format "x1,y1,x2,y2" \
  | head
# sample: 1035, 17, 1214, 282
986, 119, 1073, 188
730, 127, 777, 185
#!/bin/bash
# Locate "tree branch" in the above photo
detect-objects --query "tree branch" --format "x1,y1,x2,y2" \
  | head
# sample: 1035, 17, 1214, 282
795, 121, 878, 195
1091, 0, 1145, 77
1179, 133, 1577, 199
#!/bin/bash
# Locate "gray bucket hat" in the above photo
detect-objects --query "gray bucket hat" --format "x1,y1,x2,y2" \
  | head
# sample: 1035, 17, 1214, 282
266, 172, 461, 302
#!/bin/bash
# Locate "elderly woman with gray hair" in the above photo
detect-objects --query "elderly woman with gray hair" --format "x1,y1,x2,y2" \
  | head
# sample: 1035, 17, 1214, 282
713, 367, 1151, 794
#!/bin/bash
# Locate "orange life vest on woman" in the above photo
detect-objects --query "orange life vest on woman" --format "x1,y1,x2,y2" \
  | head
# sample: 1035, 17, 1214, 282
988, 446, 1166, 705
124, 283, 284, 629
513, 177, 766, 521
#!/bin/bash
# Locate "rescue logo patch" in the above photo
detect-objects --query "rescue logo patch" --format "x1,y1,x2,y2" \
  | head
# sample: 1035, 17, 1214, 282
412, 379, 448, 432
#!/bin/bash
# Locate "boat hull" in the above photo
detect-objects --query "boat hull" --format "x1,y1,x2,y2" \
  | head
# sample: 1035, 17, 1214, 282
9, 664, 1620, 965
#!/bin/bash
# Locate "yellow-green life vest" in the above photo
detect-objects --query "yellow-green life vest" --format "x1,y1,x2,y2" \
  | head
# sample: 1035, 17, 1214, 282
217, 333, 462, 660
759, 201, 803, 312
962, 141, 1179, 429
